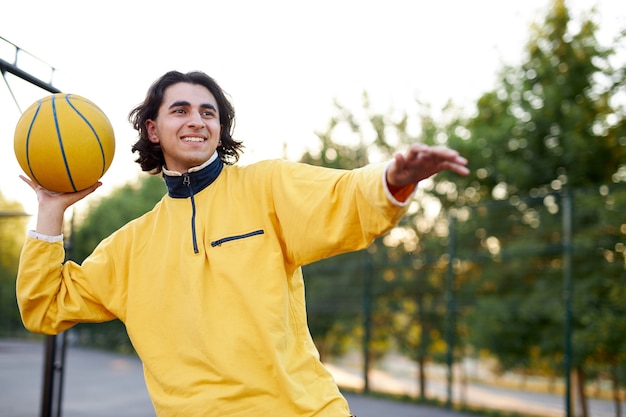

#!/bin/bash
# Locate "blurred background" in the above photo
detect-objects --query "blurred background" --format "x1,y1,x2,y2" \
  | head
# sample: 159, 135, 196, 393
1, 1, 625, 417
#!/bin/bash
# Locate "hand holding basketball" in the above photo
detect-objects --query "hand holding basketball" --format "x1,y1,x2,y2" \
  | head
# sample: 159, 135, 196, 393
18, 174, 102, 236
19, 174, 102, 209
14, 93, 115, 193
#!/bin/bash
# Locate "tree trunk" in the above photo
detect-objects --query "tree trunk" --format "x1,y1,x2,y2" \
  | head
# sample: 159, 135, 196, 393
416, 277, 428, 401
610, 367, 622, 417
548, 374, 556, 393
460, 361, 468, 405
575, 366, 589, 417
315, 336, 329, 364
417, 355, 426, 400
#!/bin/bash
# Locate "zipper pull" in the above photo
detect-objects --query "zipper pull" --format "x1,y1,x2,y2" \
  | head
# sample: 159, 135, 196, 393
182, 173, 199, 254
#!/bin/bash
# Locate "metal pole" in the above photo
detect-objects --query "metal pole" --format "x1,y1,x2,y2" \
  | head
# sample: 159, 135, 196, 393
445, 213, 456, 408
40, 333, 67, 417
1, 39, 65, 417
362, 249, 373, 394
562, 188, 573, 417
0, 54, 60, 94
416, 270, 427, 401
55, 332, 68, 417
0, 58, 60, 93
40, 336, 57, 415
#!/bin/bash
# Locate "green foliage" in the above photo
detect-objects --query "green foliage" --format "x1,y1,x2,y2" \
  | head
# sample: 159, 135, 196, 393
446, 0, 625, 195
303, 251, 367, 360
440, 0, 626, 389
569, 185, 626, 373
299, 89, 438, 364
300, 93, 408, 169
302, 0, 626, 400
0, 191, 29, 337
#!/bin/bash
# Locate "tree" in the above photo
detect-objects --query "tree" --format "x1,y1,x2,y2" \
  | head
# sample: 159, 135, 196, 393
300, 94, 413, 370
440, 1, 626, 415
302, 2, 626, 411
301, 95, 392, 366
0, 191, 29, 336
300, 93, 463, 397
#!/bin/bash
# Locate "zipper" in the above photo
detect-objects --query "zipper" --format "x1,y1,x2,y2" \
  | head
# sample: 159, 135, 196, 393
211, 230, 264, 247
183, 173, 199, 254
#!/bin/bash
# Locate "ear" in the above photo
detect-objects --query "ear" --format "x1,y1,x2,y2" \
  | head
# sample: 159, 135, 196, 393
146, 119, 159, 143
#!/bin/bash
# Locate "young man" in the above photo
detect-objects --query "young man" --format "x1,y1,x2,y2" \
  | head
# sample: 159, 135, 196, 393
17, 70, 469, 416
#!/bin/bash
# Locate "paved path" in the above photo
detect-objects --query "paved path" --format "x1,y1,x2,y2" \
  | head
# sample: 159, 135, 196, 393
0, 338, 471, 417
2, 338, 624, 417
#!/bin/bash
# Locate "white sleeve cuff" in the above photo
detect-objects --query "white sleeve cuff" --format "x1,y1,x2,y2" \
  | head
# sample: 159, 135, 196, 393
28, 230, 64, 243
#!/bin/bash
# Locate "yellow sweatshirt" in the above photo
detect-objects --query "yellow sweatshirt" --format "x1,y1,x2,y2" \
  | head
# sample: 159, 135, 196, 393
17, 158, 411, 416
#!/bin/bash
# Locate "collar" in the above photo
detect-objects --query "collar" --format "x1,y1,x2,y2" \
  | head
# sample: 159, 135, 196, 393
163, 152, 224, 198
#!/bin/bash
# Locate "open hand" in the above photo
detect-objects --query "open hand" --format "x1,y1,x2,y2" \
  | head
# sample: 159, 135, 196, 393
386, 144, 469, 187
20, 175, 102, 236
20, 175, 102, 210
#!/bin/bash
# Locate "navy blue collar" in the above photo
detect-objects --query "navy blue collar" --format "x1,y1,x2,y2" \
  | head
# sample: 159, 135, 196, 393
164, 157, 224, 199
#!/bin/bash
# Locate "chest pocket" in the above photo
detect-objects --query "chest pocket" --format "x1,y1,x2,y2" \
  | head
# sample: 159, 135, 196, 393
210, 229, 265, 247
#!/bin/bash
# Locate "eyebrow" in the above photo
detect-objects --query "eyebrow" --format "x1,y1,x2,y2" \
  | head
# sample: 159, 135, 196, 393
168, 100, 217, 112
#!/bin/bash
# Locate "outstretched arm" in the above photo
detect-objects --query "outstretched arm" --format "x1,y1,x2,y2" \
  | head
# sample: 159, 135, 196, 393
386, 143, 469, 188
20, 175, 102, 236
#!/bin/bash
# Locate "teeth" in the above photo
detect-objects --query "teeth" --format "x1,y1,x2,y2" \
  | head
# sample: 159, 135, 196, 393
182, 137, 204, 142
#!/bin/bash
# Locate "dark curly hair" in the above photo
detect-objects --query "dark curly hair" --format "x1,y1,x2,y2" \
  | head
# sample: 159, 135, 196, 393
129, 71, 243, 173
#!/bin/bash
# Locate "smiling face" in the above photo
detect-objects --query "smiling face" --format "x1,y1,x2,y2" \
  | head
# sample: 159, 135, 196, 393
146, 82, 222, 173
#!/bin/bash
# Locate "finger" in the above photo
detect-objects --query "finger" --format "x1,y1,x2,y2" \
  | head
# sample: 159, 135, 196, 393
389, 152, 408, 177
64, 182, 102, 201
77, 182, 103, 199
405, 143, 429, 161
427, 146, 461, 161
20, 175, 64, 197
84, 181, 103, 194
451, 155, 469, 166
57, 182, 103, 207
393, 152, 406, 168
445, 161, 471, 176
19, 175, 40, 191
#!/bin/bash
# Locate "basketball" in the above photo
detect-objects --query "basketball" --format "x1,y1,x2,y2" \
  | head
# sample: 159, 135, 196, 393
13, 93, 116, 193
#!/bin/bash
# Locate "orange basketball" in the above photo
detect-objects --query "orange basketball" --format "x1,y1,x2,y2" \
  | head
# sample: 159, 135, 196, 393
13, 93, 116, 193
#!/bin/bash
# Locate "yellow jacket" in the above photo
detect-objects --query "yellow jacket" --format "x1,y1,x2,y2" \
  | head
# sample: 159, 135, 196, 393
17, 158, 411, 416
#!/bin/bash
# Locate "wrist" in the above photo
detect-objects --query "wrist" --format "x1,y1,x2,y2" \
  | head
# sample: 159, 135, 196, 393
36, 206, 66, 236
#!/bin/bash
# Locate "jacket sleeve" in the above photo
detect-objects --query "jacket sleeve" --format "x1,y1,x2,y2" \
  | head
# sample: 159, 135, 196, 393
16, 237, 119, 335
268, 160, 412, 267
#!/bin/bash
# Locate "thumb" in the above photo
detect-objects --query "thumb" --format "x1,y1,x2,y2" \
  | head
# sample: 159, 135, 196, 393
387, 153, 407, 186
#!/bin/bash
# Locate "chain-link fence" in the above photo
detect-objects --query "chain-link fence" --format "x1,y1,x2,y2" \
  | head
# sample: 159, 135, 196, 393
304, 184, 626, 416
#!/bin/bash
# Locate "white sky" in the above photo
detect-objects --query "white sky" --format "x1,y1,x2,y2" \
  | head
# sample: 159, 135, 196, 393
1, 0, 624, 218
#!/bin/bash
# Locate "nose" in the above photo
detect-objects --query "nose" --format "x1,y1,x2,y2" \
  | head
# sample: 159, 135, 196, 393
188, 112, 205, 128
